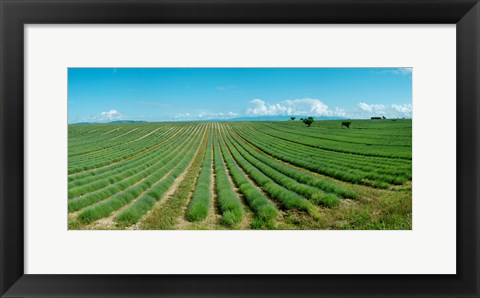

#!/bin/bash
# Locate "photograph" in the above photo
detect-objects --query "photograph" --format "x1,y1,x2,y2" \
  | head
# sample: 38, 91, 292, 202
3, 0, 479, 296
67, 67, 412, 230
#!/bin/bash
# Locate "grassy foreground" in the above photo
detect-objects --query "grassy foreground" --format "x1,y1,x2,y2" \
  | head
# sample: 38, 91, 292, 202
68, 119, 412, 230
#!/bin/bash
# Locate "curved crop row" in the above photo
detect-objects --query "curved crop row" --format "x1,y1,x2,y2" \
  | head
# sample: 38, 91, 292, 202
236, 124, 411, 174
258, 122, 411, 148
69, 126, 173, 161
187, 129, 214, 222
69, 124, 139, 147
249, 122, 411, 159
212, 126, 244, 226
69, 125, 161, 157
114, 127, 209, 227
220, 126, 318, 216
222, 127, 340, 207
68, 125, 189, 174
217, 125, 278, 229
226, 126, 356, 199
68, 125, 192, 182
68, 125, 184, 173
77, 125, 206, 224
68, 125, 163, 157
69, 125, 204, 212
233, 125, 410, 187
235, 123, 410, 171
140, 124, 211, 230
68, 125, 197, 199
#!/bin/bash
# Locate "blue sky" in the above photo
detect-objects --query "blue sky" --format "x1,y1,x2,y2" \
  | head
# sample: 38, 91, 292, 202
68, 68, 412, 123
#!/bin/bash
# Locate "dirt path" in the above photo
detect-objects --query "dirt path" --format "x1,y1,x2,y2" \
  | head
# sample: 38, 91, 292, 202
102, 126, 123, 135
206, 126, 221, 229
172, 192, 196, 230
205, 149, 219, 229
110, 127, 141, 140
86, 128, 100, 134
132, 127, 163, 142
175, 128, 218, 230
133, 125, 209, 230
171, 167, 205, 230
128, 164, 191, 230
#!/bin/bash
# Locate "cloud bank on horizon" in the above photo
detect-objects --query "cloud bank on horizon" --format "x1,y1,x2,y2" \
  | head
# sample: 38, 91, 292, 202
243, 98, 411, 119
83, 99, 412, 122
68, 68, 412, 123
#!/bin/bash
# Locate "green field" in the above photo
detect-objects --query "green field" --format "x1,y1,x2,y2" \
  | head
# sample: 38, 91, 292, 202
68, 119, 412, 230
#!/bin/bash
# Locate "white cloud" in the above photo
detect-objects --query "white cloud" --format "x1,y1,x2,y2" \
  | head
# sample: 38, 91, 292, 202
99, 109, 124, 121
246, 99, 287, 116
174, 111, 239, 121
357, 102, 387, 114
174, 113, 191, 119
82, 109, 125, 123
245, 98, 341, 117
352, 102, 412, 118
334, 107, 346, 117
198, 111, 239, 119
392, 103, 412, 114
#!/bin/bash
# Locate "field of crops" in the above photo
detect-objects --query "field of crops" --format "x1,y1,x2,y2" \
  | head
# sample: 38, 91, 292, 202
68, 120, 412, 230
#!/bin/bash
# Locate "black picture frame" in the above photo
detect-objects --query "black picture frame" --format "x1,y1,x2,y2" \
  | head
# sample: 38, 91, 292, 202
1, 0, 479, 297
